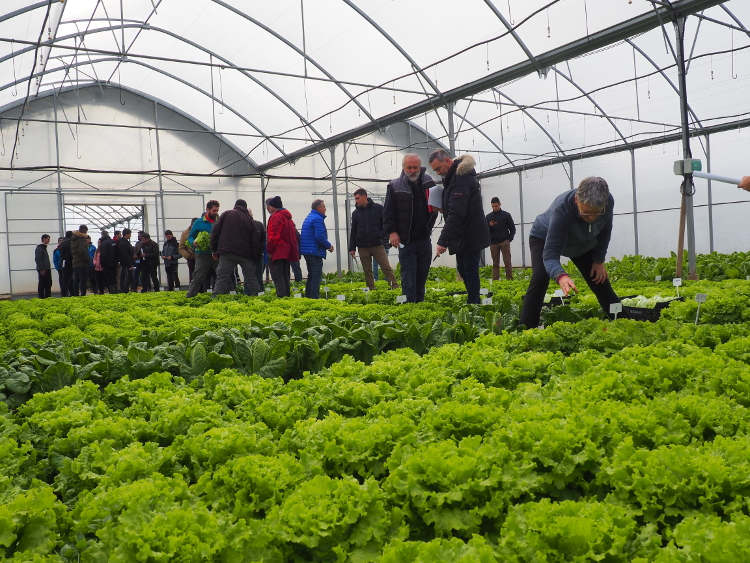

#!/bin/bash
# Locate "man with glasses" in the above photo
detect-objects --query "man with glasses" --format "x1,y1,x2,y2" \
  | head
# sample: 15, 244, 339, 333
519, 176, 621, 329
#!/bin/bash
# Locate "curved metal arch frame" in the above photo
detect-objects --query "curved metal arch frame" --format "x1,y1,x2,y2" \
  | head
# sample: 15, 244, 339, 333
0, 55, 289, 164
719, 5, 750, 37
210, 0, 377, 126
1, 22, 328, 149
0, 1, 48, 25
0, 81, 263, 174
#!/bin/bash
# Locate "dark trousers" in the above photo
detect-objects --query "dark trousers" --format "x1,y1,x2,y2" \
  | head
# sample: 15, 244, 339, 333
165, 263, 181, 291
103, 265, 118, 294
456, 251, 482, 304
61, 267, 73, 297
72, 267, 88, 296
38, 271, 52, 298
269, 259, 291, 297
95, 270, 106, 294
186, 254, 218, 298
187, 258, 196, 283
398, 237, 431, 303
88, 266, 98, 294
520, 236, 620, 328
131, 263, 141, 291
118, 265, 130, 293
252, 260, 264, 293
304, 255, 324, 299
214, 252, 259, 296
291, 260, 303, 283
56, 270, 63, 295
141, 264, 159, 292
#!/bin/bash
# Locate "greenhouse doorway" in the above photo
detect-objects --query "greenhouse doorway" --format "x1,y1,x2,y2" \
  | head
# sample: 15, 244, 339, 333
64, 204, 144, 236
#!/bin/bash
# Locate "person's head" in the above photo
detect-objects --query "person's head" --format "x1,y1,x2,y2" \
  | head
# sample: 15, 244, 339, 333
491, 196, 501, 212
428, 149, 453, 177
100, 230, 109, 238
575, 176, 609, 223
57, 237, 62, 245
41, 234, 50, 244
122, 228, 131, 239
205, 200, 220, 220
142, 232, 151, 242
164, 229, 173, 241
137, 230, 144, 241
114, 230, 121, 238
266, 196, 283, 213
312, 199, 326, 215
402, 153, 422, 182
86, 236, 91, 244
353, 188, 368, 208
78, 224, 88, 234
189, 217, 198, 228
235, 199, 247, 209
65, 230, 73, 239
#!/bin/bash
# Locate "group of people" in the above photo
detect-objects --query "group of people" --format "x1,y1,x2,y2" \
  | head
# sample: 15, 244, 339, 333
34, 165, 750, 328
34, 228, 179, 298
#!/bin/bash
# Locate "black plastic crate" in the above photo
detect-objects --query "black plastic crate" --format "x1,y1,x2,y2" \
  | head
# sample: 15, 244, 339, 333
622, 297, 684, 322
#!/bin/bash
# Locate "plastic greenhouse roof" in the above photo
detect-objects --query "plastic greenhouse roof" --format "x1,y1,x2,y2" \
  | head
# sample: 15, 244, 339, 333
0, 0, 748, 177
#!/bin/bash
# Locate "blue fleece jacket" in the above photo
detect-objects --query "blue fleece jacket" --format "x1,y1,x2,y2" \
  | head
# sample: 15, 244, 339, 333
300, 209, 332, 258
187, 213, 215, 255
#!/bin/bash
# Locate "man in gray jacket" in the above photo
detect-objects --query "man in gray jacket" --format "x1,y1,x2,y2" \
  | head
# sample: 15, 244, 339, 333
519, 176, 621, 328
35, 234, 52, 299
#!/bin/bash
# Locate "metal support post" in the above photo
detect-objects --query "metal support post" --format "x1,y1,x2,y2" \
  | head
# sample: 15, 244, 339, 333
569, 160, 574, 190
330, 145, 342, 276
672, 15, 698, 279
630, 149, 640, 255
518, 171, 526, 268
343, 143, 353, 272
447, 102, 456, 156
705, 135, 714, 253
260, 175, 267, 226
154, 102, 166, 238
53, 94, 64, 235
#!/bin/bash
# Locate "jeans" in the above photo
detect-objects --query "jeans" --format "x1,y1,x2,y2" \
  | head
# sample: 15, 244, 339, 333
120, 265, 132, 293
398, 237, 431, 303
304, 255, 324, 299
269, 259, 291, 297
214, 252, 259, 296
291, 260, 303, 283
186, 254, 218, 297
38, 271, 52, 298
360, 245, 397, 290
519, 236, 621, 328
72, 267, 88, 296
131, 262, 141, 291
456, 251, 482, 304
490, 240, 513, 280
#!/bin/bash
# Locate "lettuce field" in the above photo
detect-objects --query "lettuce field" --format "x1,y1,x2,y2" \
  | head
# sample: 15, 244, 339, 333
2, 265, 750, 562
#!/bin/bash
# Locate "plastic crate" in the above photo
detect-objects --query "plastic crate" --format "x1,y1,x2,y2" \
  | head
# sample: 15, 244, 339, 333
622, 297, 685, 322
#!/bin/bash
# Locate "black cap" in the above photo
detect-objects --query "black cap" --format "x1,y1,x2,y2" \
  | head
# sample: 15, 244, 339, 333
268, 195, 283, 208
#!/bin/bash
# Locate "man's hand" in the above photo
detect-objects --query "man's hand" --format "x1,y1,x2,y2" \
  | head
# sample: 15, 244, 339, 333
165, 256, 171, 260
328, 245, 334, 253
389, 233, 400, 248
590, 262, 608, 284
436, 245, 447, 256
558, 274, 577, 296
40, 270, 46, 276
212, 253, 219, 261
489, 219, 497, 226
740, 176, 750, 192
349, 250, 356, 257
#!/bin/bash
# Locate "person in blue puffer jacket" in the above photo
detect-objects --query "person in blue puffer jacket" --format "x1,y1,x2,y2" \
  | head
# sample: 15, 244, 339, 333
300, 199, 333, 299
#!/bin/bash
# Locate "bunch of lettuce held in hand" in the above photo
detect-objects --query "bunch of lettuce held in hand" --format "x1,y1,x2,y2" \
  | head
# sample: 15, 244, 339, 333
189, 231, 211, 252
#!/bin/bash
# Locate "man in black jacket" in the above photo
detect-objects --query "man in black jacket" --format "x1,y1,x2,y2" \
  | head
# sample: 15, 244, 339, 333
382, 154, 437, 303
139, 233, 160, 292
35, 234, 52, 299
486, 197, 516, 281
210, 199, 261, 296
430, 150, 491, 304
118, 229, 135, 293
349, 189, 398, 291
58, 231, 73, 297
98, 231, 119, 294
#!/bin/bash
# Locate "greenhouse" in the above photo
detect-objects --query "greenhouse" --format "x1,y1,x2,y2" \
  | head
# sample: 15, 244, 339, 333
2, 0, 750, 561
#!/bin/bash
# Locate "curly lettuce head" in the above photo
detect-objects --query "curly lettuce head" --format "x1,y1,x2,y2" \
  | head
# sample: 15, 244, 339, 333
194, 231, 211, 252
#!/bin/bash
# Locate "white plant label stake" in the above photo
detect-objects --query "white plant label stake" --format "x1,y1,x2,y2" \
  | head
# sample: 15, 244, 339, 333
655, 275, 662, 282
554, 288, 565, 305
324, 287, 329, 299
396, 295, 407, 304
294, 293, 302, 299
609, 302, 623, 321
482, 297, 493, 305
673, 277, 682, 297
337, 294, 346, 301
695, 293, 707, 325
480, 288, 489, 295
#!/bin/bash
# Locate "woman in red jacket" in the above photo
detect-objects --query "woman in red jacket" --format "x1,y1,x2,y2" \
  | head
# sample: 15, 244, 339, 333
265, 196, 300, 297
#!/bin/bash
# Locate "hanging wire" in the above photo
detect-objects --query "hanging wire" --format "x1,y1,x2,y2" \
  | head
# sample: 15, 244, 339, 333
547, 7, 551, 38
507, 0, 514, 25
118, 67, 125, 105
583, 0, 590, 38
393, 81, 396, 104
0, 117, 5, 156
522, 111, 527, 141
710, 54, 714, 80
633, 47, 641, 121
76, 123, 81, 159
148, 128, 154, 162
11, 41, 18, 97
554, 66, 562, 143
731, 28, 738, 79
218, 67, 225, 114
486, 43, 490, 71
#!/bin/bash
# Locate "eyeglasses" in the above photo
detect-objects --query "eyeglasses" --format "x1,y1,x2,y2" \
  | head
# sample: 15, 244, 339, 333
578, 206, 605, 219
